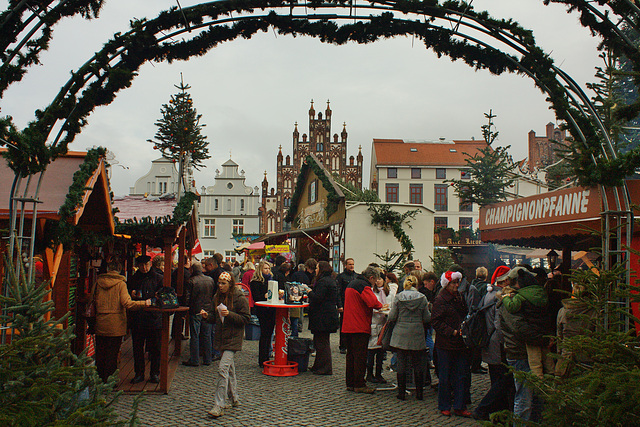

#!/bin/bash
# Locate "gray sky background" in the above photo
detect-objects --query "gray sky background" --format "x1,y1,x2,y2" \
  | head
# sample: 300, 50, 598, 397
0, 0, 601, 196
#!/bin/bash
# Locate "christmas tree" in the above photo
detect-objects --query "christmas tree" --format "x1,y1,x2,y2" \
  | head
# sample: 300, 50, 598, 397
448, 111, 517, 207
0, 260, 138, 426
148, 75, 210, 199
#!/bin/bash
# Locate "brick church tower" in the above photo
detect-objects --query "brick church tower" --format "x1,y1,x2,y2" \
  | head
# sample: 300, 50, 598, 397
260, 100, 363, 233
528, 122, 567, 170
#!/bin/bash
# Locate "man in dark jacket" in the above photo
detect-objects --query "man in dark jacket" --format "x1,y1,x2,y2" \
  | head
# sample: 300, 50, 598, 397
342, 266, 386, 394
182, 261, 215, 366
171, 255, 191, 341
336, 258, 356, 353
128, 255, 164, 384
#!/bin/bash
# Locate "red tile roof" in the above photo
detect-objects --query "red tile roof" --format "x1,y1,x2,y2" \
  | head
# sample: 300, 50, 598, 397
373, 139, 489, 166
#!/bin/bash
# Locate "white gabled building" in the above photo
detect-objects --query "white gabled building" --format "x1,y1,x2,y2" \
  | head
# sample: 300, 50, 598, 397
370, 139, 547, 232
198, 159, 260, 262
129, 156, 194, 196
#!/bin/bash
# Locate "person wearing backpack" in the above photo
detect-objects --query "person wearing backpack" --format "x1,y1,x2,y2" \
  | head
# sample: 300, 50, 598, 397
472, 265, 515, 421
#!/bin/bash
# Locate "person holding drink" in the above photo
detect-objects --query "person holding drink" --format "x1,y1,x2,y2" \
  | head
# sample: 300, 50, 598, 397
202, 272, 250, 418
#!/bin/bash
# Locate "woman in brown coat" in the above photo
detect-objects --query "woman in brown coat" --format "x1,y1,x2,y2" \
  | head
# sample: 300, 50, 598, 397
202, 272, 251, 418
94, 260, 150, 383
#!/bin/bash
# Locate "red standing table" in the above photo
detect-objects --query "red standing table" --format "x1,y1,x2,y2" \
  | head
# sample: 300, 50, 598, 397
254, 301, 309, 376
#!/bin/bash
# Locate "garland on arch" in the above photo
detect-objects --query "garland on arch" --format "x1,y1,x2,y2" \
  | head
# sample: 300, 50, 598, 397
2, 1, 640, 185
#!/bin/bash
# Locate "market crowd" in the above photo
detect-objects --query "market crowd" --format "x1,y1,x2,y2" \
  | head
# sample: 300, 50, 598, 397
92, 251, 585, 423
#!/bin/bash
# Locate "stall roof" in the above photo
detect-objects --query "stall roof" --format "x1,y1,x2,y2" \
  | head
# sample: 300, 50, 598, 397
0, 150, 114, 233
479, 182, 640, 250
113, 195, 177, 221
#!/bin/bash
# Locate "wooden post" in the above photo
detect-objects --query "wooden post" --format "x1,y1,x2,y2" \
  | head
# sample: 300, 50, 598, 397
163, 237, 173, 288
177, 227, 186, 295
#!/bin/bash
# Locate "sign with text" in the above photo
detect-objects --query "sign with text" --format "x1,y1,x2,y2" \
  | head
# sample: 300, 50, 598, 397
266, 245, 290, 253
480, 187, 601, 230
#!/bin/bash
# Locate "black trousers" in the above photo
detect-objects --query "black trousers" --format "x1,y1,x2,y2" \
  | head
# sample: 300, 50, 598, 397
131, 327, 161, 377
256, 307, 275, 367
474, 363, 515, 419
311, 332, 332, 374
95, 335, 123, 383
345, 333, 369, 388
397, 349, 425, 393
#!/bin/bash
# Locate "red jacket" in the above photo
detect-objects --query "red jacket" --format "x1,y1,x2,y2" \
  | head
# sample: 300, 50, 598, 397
341, 275, 383, 334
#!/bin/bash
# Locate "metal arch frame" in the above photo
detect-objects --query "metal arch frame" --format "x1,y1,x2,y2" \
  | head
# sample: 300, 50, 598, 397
1, 0, 636, 332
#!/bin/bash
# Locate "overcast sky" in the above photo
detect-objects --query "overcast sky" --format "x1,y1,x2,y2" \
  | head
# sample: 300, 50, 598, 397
0, 0, 601, 196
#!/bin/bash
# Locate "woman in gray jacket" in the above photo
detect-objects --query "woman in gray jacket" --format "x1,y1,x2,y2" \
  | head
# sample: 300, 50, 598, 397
389, 275, 431, 400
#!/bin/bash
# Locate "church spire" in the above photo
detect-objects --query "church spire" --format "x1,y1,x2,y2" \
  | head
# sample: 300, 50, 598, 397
309, 99, 315, 118
341, 122, 348, 142
325, 99, 332, 120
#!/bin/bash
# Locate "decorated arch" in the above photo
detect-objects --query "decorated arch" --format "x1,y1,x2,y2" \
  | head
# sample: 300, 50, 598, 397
1, 0, 639, 187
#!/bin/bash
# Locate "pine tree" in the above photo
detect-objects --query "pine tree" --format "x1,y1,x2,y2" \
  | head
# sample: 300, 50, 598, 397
147, 76, 210, 199
448, 111, 517, 207
0, 260, 138, 426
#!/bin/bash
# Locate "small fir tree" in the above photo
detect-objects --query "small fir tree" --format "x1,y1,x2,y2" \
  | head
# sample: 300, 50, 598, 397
147, 76, 210, 199
448, 111, 517, 207
0, 260, 138, 426
429, 247, 454, 278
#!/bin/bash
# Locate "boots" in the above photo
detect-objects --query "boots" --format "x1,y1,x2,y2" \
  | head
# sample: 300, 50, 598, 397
366, 364, 375, 383
415, 373, 424, 400
397, 372, 406, 400
374, 359, 387, 384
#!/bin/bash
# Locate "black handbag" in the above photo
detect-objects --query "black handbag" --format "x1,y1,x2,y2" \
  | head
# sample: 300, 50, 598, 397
155, 287, 180, 309
85, 285, 97, 334
377, 319, 396, 351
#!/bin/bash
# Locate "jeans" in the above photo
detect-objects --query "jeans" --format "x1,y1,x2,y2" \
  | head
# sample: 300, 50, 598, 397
436, 348, 469, 411
507, 358, 540, 423
290, 317, 299, 338
214, 350, 238, 408
190, 314, 212, 364
425, 327, 435, 362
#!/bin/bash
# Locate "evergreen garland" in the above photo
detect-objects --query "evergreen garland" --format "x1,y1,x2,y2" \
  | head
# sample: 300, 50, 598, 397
53, 147, 110, 249
114, 191, 199, 246
367, 203, 420, 254
2, 1, 640, 185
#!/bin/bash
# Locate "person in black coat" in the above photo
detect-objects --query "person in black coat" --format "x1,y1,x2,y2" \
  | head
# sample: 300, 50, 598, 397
307, 261, 340, 375
249, 260, 275, 368
128, 255, 164, 384
336, 258, 356, 353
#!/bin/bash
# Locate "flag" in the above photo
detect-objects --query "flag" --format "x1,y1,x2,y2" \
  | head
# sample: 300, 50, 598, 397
192, 239, 203, 255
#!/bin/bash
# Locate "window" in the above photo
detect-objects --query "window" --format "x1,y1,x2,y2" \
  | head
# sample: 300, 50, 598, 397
409, 184, 423, 204
434, 217, 448, 230
240, 199, 245, 211
232, 219, 244, 235
157, 180, 168, 194
459, 217, 473, 229
434, 184, 448, 211
385, 183, 399, 203
227, 198, 231, 211
284, 197, 291, 208
225, 250, 237, 264
460, 170, 471, 180
459, 200, 472, 212
411, 168, 421, 179
316, 143, 324, 151
308, 180, 318, 204
436, 168, 446, 179
214, 199, 219, 211
203, 218, 216, 238
204, 250, 215, 258
387, 168, 397, 178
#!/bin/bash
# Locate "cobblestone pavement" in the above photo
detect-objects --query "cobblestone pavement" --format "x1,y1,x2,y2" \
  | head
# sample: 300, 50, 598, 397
113, 324, 489, 426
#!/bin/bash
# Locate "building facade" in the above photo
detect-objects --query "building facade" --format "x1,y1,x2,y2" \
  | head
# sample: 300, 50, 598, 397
370, 139, 547, 232
528, 122, 567, 170
198, 159, 260, 262
260, 100, 363, 234
129, 156, 194, 196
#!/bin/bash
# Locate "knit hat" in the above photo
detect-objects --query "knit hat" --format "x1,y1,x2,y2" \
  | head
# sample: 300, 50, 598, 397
440, 271, 463, 288
219, 272, 232, 283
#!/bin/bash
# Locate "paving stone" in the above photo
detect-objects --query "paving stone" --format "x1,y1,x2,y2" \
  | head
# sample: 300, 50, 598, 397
112, 322, 489, 426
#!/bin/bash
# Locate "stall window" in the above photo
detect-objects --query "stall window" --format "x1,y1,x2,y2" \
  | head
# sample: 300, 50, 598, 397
308, 179, 318, 204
